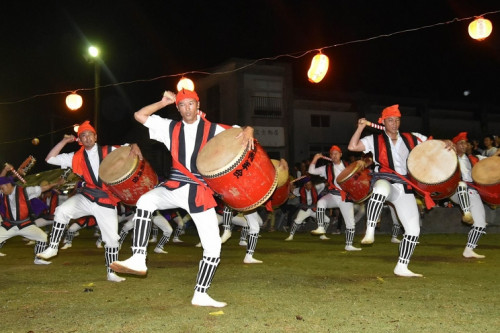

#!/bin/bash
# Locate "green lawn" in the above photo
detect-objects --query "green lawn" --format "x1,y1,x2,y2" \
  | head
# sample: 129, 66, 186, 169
1, 228, 499, 332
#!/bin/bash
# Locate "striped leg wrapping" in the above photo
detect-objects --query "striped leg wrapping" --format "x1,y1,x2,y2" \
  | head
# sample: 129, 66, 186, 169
64, 230, 76, 244
240, 226, 249, 242
34, 241, 48, 255
457, 184, 471, 214
345, 228, 355, 246
398, 235, 419, 265
316, 208, 325, 229
392, 223, 401, 238
118, 229, 129, 245
366, 193, 387, 228
195, 256, 220, 293
223, 207, 232, 231
151, 224, 159, 238
49, 221, 66, 249
131, 209, 153, 255
0, 241, 5, 249
466, 226, 486, 249
156, 233, 171, 249
105, 246, 119, 273
246, 233, 259, 255
174, 225, 183, 239
290, 222, 300, 236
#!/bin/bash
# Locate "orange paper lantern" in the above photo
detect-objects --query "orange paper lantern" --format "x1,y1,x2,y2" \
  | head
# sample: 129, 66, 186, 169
307, 53, 329, 83
468, 17, 493, 41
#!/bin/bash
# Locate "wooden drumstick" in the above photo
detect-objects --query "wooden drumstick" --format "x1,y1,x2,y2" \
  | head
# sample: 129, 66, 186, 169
320, 156, 333, 162
363, 120, 385, 131
5, 163, 27, 184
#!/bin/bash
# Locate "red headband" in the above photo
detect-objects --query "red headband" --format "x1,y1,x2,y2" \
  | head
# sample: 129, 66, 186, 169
329, 145, 341, 154
378, 104, 401, 124
452, 132, 468, 144
176, 89, 199, 105
77, 120, 96, 137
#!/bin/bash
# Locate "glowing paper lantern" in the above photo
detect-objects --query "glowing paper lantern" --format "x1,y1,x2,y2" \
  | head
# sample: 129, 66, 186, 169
31, 138, 40, 145
468, 17, 493, 41
307, 53, 329, 83
177, 77, 195, 91
66, 93, 83, 111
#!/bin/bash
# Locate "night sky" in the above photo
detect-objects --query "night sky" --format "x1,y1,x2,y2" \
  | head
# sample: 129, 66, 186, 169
1, 0, 500, 172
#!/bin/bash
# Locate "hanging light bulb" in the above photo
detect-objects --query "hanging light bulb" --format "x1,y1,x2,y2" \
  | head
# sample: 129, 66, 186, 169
307, 52, 329, 83
65, 92, 83, 111
177, 77, 195, 91
468, 17, 493, 41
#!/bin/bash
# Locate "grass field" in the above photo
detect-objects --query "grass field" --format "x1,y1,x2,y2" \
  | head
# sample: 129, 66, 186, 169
1, 228, 499, 333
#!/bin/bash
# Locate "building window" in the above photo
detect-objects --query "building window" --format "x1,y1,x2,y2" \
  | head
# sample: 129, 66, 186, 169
311, 115, 330, 127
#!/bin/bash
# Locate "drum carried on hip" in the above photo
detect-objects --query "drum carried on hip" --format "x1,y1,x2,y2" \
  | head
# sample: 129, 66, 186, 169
471, 155, 500, 206
196, 128, 277, 212
337, 160, 372, 203
407, 140, 460, 200
99, 146, 158, 206
269, 159, 291, 208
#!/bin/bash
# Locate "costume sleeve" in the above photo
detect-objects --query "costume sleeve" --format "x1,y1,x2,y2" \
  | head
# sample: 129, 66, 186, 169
308, 164, 326, 178
26, 186, 42, 200
47, 152, 75, 169
360, 135, 374, 154
144, 115, 173, 147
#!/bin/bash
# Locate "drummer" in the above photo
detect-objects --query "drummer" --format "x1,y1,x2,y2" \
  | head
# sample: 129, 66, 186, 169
308, 146, 362, 251
37, 121, 143, 283
348, 104, 443, 277
111, 89, 254, 308
449, 132, 499, 259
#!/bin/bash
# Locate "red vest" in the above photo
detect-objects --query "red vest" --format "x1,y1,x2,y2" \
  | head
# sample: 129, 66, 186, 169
374, 132, 419, 173
299, 186, 318, 210
1, 186, 34, 230
161, 118, 231, 213
72, 145, 120, 207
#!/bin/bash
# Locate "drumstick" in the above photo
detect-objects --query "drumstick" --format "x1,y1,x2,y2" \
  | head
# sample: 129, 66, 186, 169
363, 120, 385, 131
320, 156, 332, 162
5, 163, 27, 184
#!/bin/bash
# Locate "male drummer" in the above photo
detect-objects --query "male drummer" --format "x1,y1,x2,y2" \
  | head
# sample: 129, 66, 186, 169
37, 121, 143, 283
449, 132, 499, 258
308, 146, 362, 251
348, 105, 433, 277
110, 89, 255, 308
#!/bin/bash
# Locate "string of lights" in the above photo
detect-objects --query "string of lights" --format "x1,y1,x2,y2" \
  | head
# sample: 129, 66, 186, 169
1, 10, 499, 146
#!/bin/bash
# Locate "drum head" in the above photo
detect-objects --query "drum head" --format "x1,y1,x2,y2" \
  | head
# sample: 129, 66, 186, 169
196, 128, 245, 176
271, 159, 289, 188
472, 156, 500, 185
407, 140, 457, 184
99, 146, 138, 184
337, 160, 363, 184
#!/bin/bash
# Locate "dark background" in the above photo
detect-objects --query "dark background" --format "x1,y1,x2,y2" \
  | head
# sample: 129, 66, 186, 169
1, 0, 499, 174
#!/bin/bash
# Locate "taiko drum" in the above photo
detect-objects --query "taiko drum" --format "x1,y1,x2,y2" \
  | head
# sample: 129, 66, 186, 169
471, 155, 500, 206
269, 159, 291, 208
196, 128, 277, 212
407, 140, 460, 200
99, 146, 158, 206
337, 160, 372, 203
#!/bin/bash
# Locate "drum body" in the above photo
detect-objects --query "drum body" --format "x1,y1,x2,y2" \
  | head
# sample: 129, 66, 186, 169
407, 140, 460, 200
472, 156, 500, 205
99, 146, 158, 206
196, 128, 277, 212
337, 160, 372, 203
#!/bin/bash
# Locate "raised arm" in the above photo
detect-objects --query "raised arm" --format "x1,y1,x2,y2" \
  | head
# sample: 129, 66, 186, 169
46, 134, 77, 162
134, 91, 176, 125
348, 118, 367, 152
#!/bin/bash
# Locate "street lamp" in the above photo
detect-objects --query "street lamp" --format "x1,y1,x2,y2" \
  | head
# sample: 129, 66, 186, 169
88, 45, 100, 135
